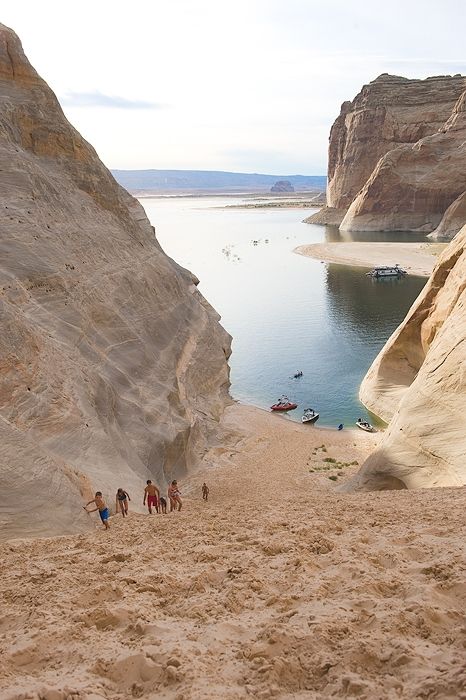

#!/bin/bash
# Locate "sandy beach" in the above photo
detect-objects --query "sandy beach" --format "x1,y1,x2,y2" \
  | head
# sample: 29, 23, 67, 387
1, 404, 465, 699
295, 242, 447, 277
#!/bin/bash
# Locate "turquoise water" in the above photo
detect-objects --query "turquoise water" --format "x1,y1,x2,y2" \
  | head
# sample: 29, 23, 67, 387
140, 196, 427, 427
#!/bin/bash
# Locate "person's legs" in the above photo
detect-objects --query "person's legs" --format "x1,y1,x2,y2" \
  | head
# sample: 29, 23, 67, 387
176, 497, 183, 512
124, 499, 128, 515
147, 495, 154, 514
100, 509, 110, 529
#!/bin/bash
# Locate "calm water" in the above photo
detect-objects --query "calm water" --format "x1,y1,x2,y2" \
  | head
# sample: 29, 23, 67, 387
140, 196, 427, 427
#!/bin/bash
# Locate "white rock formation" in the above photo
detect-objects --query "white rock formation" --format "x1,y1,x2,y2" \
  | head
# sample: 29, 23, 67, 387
0, 25, 231, 538
354, 227, 466, 489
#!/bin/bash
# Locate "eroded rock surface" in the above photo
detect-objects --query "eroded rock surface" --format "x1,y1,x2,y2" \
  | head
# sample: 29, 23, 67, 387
307, 74, 465, 226
355, 227, 466, 489
340, 83, 466, 233
0, 25, 231, 538
429, 190, 466, 241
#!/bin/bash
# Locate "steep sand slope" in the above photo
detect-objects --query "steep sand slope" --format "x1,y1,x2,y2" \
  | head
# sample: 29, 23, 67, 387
0, 24, 231, 540
1, 406, 465, 700
356, 227, 466, 489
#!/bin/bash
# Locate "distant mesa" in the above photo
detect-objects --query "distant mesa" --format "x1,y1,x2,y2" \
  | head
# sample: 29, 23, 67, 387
270, 180, 294, 193
111, 169, 325, 195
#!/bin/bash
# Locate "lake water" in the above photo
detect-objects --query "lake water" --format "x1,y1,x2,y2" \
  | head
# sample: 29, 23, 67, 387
140, 196, 427, 427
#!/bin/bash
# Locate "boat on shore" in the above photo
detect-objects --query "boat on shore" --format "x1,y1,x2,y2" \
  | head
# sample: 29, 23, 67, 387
367, 264, 407, 278
271, 396, 297, 411
356, 418, 376, 432
302, 408, 319, 424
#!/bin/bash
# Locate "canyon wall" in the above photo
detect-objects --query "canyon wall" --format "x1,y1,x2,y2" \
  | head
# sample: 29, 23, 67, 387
306, 74, 465, 227
340, 87, 466, 233
354, 226, 466, 490
0, 25, 231, 539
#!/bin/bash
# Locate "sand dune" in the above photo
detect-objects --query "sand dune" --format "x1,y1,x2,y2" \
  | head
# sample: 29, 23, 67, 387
1, 405, 465, 699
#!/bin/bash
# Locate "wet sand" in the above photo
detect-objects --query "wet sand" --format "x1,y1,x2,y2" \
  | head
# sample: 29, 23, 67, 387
1, 404, 465, 699
295, 241, 447, 277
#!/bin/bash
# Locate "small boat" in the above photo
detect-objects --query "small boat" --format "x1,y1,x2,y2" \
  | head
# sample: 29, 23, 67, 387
293, 370, 303, 379
302, 408, 319, 424
366, 264, 407, 278
356, 418, 376, 432
271, 396, 297, 411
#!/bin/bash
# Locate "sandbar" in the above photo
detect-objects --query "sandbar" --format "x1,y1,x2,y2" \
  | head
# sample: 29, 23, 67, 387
295, 241, 447, 277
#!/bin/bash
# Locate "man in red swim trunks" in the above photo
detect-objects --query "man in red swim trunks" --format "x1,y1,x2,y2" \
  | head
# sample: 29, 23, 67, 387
143, 479, 160, 514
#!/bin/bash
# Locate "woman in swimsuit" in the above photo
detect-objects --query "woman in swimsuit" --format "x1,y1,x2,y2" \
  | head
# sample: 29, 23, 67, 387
168, 480, 182, 512
115, 488, 131, 517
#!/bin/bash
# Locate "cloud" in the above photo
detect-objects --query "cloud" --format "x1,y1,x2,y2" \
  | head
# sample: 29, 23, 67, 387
60, 91, 165, 109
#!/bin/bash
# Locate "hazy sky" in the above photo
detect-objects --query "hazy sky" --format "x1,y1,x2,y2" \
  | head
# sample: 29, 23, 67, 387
3, 0, 466, 174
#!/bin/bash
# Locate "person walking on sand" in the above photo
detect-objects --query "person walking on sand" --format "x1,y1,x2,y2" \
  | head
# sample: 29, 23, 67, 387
84, 492, 110, 530
168, 480, 182, 512
202, 482, 209, 502
115, 488, 131, 517
144, 479, 160, 514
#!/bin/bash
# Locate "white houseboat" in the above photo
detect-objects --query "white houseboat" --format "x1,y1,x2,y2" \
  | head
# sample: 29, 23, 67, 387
367, 264, 407, 278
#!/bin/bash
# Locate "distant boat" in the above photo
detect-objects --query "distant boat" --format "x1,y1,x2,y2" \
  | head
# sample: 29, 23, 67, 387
271, 396, 297, 411
302, 408, 319, 424
293, 370, 303, 379
367, 264, 407, 278
356, 418, 376, 432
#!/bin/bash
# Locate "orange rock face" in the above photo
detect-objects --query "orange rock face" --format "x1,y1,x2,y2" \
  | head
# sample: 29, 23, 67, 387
0, 25, 231, 538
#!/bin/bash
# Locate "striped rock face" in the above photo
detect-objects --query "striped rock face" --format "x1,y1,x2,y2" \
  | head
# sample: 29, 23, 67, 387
0, 24, 231, 539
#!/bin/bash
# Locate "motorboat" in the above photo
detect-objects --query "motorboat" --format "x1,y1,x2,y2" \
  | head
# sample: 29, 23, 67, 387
366, 264, 407, 278
271, 396, 297, 411
356, 418, 376, 432
293, 370, 303, 379
302, 408, 319, 424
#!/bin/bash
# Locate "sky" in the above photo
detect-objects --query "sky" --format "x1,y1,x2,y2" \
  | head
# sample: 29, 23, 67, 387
2, 0, 466, 174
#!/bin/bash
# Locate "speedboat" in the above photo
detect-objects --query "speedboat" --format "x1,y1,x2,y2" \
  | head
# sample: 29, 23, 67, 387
356, 418, 376, 432
271, 397, 297, 411
293, 371, 303, 379
366, 264, 407, 278
302, 408, 319, 424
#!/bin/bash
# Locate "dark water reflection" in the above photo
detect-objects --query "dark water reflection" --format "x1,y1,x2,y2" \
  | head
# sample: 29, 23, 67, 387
324, 226, 429, 243
139, 198, 427, 427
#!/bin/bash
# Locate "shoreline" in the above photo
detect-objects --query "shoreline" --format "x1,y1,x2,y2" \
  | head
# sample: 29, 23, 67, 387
295, 241, 447, 277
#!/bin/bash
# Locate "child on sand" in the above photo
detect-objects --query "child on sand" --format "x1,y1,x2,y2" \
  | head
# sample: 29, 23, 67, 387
115, 488, 131, 517
84, 492, 110, 530
202, 482, 209, 501
143, 480, 160, 514
159, 496, 167, 514
168, 480, 182, 512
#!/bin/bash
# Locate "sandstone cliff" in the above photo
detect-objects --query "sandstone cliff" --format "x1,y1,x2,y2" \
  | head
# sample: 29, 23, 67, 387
0, 25, 231, 539
306, 74, 465, 227
354, 226, 466, 490
340, 83, 466, 233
